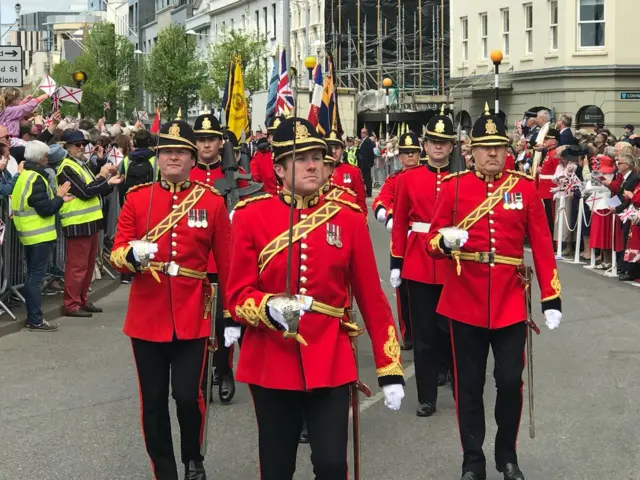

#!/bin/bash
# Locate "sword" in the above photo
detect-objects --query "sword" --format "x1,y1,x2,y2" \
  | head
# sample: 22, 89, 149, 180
346, 294, 372, 480
518, 265, 540, 440
201, 282, 219, 456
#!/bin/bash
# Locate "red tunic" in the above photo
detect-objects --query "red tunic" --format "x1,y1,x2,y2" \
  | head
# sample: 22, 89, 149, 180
331, 162, 368, 216
373, 171, 399, 219
227, 193, 404, 391
391, 162, 450, 284
250, 150, 277, 195
190, 159, 249, 273
505, 152, 516, 171
426, 170, 561, 329
110, 180, 231, 341
536, 148, 560, 200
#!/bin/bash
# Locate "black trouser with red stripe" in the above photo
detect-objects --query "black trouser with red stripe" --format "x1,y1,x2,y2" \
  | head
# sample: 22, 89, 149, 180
450, 320, 526, 477
407, 281, 452, 405
132, 337, 207, 480
250, 384, 350, 480
396, 281, 412, 342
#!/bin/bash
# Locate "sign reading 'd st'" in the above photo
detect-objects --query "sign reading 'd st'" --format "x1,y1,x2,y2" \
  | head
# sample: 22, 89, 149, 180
0, 46, 23, 87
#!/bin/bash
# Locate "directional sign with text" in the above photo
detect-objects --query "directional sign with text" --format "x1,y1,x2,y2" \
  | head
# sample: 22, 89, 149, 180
621, 92, 640, 100
0, 46, 23, 87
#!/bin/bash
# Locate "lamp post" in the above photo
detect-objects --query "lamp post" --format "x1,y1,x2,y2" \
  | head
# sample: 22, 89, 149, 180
304, 55, 316, 104
382, 77, 392, 142
72, 70, 87, 119
490, 50, 503, 116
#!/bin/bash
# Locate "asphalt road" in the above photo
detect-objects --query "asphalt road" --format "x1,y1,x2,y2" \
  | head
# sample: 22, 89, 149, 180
2, 202, 640, 480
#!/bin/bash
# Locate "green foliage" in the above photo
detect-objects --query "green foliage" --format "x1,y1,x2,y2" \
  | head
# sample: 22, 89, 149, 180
201, 29, 269, 105
143, 24, 208, 120
47, 22, 141, 122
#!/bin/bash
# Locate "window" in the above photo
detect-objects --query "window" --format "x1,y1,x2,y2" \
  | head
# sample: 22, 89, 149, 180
460, 17, 468, 63
501, 9, 510, 56
263, 7, 268, 37
317, 1, 321, 24
479, 13, 488, 59
255, 10, 260, 36
578, 0, 605, 48
549, 1, 558, 51
241, 14, 245, 30
524, 3, 533, 55
272, 3, 277, 38
231, 18, 235, 31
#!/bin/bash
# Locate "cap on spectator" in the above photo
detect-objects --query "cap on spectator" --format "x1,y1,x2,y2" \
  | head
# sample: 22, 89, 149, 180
597, 155, 615, 173
545, 128, 560, 142
63, 130, 88, 146
624, 124, 634, 131
79, 129, 90, 140
562, 144, 584, 159
48, 144, 67, 165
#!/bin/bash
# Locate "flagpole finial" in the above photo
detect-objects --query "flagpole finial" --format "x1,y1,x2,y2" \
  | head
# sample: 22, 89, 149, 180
176, 107, 183, 120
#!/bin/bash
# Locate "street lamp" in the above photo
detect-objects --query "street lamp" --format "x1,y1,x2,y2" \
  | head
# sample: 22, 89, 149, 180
382, 77, 392, 141
72, 71, 87, 119
304, 55, 316, 103
490, 50, 503, 116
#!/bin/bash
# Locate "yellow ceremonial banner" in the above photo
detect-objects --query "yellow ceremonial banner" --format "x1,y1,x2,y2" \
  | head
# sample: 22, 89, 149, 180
227, 56, 250, 141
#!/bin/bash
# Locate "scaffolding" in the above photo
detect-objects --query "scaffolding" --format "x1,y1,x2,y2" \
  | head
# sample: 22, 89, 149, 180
326, 0, 449, 101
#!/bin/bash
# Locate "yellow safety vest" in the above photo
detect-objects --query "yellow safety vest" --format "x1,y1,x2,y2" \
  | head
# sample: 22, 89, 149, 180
56, 158, 103, 228
123, 155, 156, 175
10, 170, 57, 246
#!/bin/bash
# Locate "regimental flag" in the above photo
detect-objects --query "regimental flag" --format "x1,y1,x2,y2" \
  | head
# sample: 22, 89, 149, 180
275, 47, 294, 115
150, 107, 160, 134
222, 57, 234, 125
307, 63, 323, 128
317, 56, 335, 136
327, 53, 343, 135
265, 48, 279, 124
227, 56, 250, 142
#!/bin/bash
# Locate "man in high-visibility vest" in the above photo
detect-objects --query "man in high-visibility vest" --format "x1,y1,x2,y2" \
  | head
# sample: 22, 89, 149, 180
11, 140, 74, 331
57, 130, 123, 317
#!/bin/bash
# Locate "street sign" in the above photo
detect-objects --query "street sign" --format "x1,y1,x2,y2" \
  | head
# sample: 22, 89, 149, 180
0, 46, 22, 88
621, 92, 640, 100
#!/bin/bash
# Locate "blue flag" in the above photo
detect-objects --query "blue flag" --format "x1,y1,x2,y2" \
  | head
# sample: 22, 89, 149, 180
265, 48, 279, 124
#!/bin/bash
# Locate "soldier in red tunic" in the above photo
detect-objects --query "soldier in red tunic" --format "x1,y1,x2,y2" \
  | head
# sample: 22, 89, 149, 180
426, 107, 563, 480
535, 128, 561, 237
110, 120, 231, 480
325, 130, 368, 216
390, 111, 456, 418
226, 117, 405, 480
250, 115, 284, 195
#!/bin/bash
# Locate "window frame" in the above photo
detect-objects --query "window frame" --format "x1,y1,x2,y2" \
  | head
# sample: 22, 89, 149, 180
524, 3, 533, 56
577, 0, 606, 50
549, 0, 558, 52
479, 12, 488, 60
460, 16, 468, 63
501, 8, 510, 57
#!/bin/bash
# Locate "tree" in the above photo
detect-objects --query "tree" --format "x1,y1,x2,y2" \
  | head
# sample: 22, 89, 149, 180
201, 29, 269, 106
49, 22, 140, 122
143, 24, 207, 120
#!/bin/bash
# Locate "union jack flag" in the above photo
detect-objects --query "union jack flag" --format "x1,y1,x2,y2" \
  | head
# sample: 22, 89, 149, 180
51, 92, 60, 112
619, 205, 638, 224
563, 175, 583, 195
275, 48, 294, 115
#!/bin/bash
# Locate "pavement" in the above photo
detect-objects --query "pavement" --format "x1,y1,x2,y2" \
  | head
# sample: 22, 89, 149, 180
2, 200, 640, 480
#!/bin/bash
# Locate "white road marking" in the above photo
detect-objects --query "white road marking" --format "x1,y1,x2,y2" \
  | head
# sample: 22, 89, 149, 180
351, 363, 417, 418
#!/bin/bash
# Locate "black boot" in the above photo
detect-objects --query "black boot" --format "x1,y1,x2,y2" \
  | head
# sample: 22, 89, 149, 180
212, 371, 221, 386
400, 339, 413, 351
299, 420, 309, 444
461, 472, 485, 480
497, 463, 525, 480
218, 371, 236, 404
184, 460, 206, 480
416, 402, 436, 417
437, 371, 448, 386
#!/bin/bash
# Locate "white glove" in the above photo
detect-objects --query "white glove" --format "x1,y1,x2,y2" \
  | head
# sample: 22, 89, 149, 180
267, 306, 289, 331
129, 240, 158, 262
266, 296, 311, 331
229, 209, 235, 222
390, 269, 402, 288
223, 326, 242, 347
295, 294, 314, 312
544, 309, 562, 330
523, 162, 531, 172
383, 384, 405, 411
376, 208, 387, 223
442, 229, 469, 249
386, 217, 393, 233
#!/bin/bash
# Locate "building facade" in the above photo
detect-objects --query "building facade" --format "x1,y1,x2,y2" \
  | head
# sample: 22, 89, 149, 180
449, 0, 640, 134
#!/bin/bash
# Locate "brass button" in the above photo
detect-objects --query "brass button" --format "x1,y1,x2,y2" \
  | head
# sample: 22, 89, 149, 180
489, 219, 494, 225
172, 233, 177, 238
172, 241, 177, 247
490, 263, 495, 267
489, 210, 494, 215
300, 288, 307, 294
301, 265, 307, 271
488, 183, 493, 188
490, 229, 495, 233
437, 181, 441, 185
302, 234, 307, 240
301, 254, 308, 260
172, 250, 177, 256
173, 195, 178, 200
436, 188, 441, 192
491, 247, 496, 252
491, 238, 496, 243
301, 243, 308, 249
300, 276, 307, 284
301, 214, 308, 219
172, 205, 178, 209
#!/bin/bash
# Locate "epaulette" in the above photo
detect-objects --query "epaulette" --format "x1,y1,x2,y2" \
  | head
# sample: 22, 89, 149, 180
126, 182, 152, 195
332, 184, 357, 197
442, 170, 472, 182
234, 193, 272, 210
507, 169, 534, 181
193, 181, 222, 195
329, 197, 362, 212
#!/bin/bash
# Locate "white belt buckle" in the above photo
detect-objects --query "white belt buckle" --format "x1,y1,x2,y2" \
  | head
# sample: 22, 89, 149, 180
163, 261, 180, 276
412, 222, 431, 234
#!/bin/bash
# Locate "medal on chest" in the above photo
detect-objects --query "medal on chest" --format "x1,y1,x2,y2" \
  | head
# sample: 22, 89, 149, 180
343, 173, 352, 184
326, 223, 343, 248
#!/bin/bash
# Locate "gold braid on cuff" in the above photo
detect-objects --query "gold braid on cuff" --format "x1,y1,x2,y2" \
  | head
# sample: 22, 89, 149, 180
110, 246, 136, 273
234, 294, 275, 329
376, 325, 404, 377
